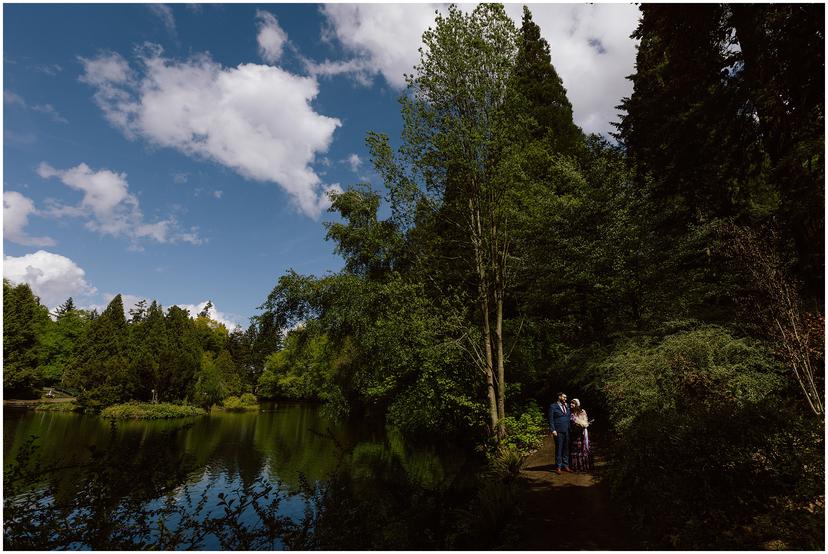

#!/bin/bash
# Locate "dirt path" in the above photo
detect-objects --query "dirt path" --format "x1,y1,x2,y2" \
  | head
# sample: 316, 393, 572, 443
511, 433, 636, 550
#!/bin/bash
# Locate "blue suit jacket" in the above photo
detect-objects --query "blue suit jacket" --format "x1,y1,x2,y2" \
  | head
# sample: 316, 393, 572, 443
549, 402, 570, 433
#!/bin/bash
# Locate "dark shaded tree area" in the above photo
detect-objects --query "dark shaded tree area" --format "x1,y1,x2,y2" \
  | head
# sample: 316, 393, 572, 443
256, 4, 823, 548
2, 282, 276, 410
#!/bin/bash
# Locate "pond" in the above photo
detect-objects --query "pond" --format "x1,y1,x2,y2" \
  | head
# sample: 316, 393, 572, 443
3, 402, 485, 550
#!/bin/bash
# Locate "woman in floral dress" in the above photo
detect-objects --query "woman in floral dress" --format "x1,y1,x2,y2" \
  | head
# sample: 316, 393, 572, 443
569, 398, 594, 472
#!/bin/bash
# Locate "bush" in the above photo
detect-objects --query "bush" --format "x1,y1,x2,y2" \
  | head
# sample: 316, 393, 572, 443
222, 395, 258, 412
100, 402, 206, 420
500, 401, 546, 454
602, 325, 823, 548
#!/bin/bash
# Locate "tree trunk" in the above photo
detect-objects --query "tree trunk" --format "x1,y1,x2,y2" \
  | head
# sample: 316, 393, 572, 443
495, 289, 506, 430
470, 198, 500, 435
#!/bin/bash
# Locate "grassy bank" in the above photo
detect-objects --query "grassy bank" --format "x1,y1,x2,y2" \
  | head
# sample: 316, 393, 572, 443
101, 402, 206, 420
35, 401, 79, 412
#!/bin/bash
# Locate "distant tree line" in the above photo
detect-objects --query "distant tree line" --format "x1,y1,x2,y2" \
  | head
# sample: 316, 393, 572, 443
3, 282, 278, 408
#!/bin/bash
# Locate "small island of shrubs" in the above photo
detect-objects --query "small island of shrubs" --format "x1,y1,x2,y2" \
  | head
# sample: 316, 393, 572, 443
101, 402, 206, 420
221, 393, 259, 412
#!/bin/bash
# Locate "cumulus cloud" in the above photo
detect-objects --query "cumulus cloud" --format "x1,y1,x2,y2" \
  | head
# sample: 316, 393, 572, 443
79, 46, 341, 218
504, 4, 640, 135
3, 250, 97, 308
319, 4, 640, 135
256, 10, 288, 64
4, 191, 56, 246
174, 300, 242, 330
37, 162, 201, 245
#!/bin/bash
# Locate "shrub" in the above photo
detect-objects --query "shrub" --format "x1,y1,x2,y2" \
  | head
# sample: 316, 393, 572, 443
100, 402, 206, 420
500, 401, 546, 454
602, 325, 823, 548
222, 395, 258, 412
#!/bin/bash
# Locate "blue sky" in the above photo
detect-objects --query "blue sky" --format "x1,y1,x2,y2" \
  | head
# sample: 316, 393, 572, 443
3, 3, 640, 328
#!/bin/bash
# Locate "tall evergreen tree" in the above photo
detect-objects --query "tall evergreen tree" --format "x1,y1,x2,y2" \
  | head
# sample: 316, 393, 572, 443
65, 294, 134, 407
130, 300, 168, 400
3, 280, 50, 398
159, 305, 202, 401
39, 297, 91, 386
512, 6, 583, 156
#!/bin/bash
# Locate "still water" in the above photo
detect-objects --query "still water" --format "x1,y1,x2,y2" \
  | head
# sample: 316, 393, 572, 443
3, 402, 476, 549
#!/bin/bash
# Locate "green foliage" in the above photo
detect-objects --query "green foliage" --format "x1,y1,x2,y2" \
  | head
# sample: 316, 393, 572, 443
499, 401, 546, 454
100, 402, 206, 420
325, 184, 404, 280
486, 444, 525, 481
258, 326, 334, 400
159, 305, 202, 402
602, 325, 822, 548
194, 352, 227, 409
222, 394, 258, 412
35, 402, 79, 412
513, 6, 583, 156
64, 295, 135, 408
3, 280, 51, 398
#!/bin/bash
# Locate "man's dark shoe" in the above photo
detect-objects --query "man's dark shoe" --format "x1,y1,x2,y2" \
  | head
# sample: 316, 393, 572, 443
562, 467, 572, 473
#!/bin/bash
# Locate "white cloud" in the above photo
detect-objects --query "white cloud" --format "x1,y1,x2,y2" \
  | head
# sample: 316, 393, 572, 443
4, 191, 56, 246
4, 90, 25, 106
504, 4, 640, 135
174, 300, 242, 330
172, 171, 189, 184
4, 90, 69, 124
256, 10, 288, 64
78, 52, 136, 133
344, 153, 362, 173
30, 103, 69, 124
149, 4, 177, 38
37, 162, 201, 245
34, 63, 63, 76
80, 47, 341, 218
3, 250, 97, 309
212, 190, 223, 199
5, 257, 241, 327
319, 4, 640, 136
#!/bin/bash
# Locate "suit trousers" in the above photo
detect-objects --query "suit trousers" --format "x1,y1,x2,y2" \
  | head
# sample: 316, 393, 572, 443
555, 429, 570, 468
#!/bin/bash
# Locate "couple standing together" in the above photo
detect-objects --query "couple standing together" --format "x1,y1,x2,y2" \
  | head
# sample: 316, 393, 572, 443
548, 391, 594, 474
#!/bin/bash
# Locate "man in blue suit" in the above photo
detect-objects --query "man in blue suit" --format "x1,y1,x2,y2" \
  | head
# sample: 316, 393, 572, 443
549, 391, 571, 474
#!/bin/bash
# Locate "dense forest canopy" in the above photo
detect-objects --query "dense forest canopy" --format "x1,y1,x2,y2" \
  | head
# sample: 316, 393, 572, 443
4, 4, 823, 549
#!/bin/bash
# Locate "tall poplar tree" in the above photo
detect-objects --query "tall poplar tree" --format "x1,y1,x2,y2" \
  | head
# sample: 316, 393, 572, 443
368, 4, 520, 436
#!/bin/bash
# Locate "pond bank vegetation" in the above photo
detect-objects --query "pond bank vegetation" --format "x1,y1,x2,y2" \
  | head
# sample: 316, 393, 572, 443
100, 402, 206, 420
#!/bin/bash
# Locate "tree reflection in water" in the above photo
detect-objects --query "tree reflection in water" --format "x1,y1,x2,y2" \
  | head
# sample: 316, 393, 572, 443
4, 407, 519, 550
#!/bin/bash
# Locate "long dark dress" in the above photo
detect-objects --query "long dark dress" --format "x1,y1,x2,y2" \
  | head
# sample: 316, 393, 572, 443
569, 410, 594, 472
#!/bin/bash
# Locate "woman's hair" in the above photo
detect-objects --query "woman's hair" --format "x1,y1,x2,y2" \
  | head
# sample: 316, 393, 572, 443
571, 398, 581, 408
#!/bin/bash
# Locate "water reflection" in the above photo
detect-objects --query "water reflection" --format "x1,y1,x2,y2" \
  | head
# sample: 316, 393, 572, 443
4, 402, 475, 549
